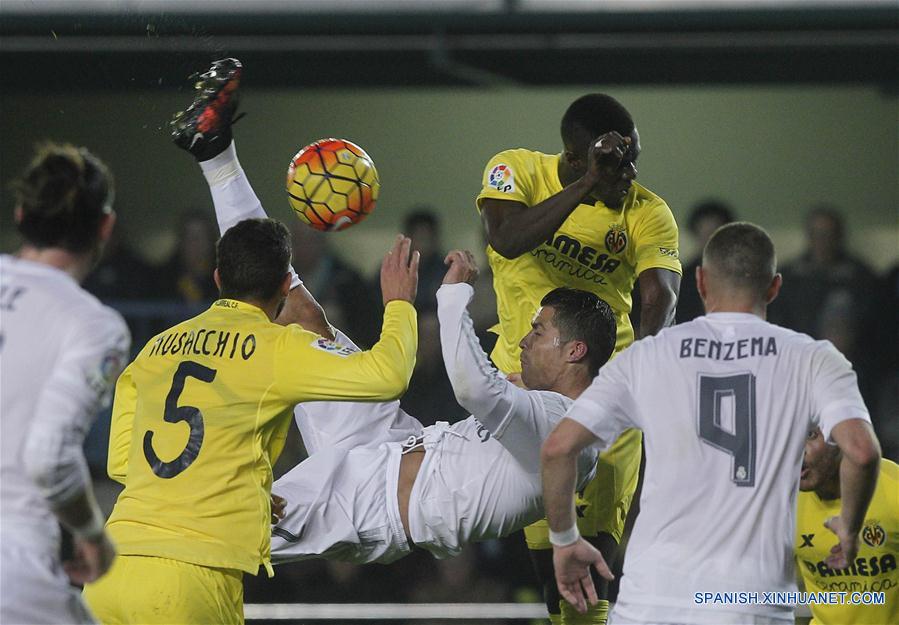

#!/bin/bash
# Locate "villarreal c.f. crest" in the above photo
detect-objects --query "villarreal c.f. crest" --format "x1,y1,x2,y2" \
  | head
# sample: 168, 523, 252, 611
605, 226, 628, 254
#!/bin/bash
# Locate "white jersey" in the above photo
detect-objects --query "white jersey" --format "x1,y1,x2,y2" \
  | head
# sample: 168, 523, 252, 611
0, 255, 129, 551
566, 312, 870, 625
270, 283, 596, 564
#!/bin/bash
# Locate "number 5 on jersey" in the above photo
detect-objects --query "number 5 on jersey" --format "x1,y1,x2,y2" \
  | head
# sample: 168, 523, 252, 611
144, 361, 217, 479
697, 373, 757, 487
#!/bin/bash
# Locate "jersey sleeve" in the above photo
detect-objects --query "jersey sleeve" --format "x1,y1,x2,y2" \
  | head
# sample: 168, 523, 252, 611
23, 307, 130, 504
808, 340, 871, 443
437, 282, 563, 471
564, 347, 642, 451
632, 198, 682, 276
274, 300, 417, 403
475, 150, 534, 209
107, 361, 137, 484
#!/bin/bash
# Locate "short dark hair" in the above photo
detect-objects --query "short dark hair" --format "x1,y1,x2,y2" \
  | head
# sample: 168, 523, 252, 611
687, 199, 735, 235
540, 287, 617, 377
703, 222, 776, 295
216, 218, 292, 302
13, 143, 113, 253
561, 94, 634, 148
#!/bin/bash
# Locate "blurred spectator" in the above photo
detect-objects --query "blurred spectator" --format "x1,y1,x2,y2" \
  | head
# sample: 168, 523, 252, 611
675, 199, 735, 324
874, 262, 899, 375
469, 231, 500, 354
403, 207, 446, 312
290, 221, 381, 348
400, 311, 467, 426
408, 547, 513, 609
154, 209, 219, 303
770, 205, 876, 337
83, 227, 155, 301
770, 205, 878, 406
872, 262, 899, 461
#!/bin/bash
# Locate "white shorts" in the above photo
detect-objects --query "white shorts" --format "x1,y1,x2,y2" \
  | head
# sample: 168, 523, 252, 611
270, 442, 412, 565
0, 537, 96, 624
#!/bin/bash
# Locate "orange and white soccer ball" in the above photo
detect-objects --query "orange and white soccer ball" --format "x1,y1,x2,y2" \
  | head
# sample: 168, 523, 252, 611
286, 138, 380, 231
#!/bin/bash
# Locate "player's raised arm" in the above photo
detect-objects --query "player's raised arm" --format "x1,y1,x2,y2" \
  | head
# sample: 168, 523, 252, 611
275, 235, 419, 403
480, 132, 631, 259
437, 250, 557, 468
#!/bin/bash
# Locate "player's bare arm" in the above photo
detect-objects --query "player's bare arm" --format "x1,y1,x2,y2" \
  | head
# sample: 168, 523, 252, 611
825, 418, 881, 569
541, 418, 614, 613
481, 132, 631, 259
637, 267, 680, 338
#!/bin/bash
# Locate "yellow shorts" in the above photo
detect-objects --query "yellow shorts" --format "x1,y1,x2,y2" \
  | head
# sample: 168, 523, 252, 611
525, 428, 642, 550
83, 554, 244, 625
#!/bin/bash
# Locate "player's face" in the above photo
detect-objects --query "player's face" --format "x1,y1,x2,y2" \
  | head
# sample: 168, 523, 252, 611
799, 428, 841, 492
518, 306, 566, 390
566, 127, 641, 209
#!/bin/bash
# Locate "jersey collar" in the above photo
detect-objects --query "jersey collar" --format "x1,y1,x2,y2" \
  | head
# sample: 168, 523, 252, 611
702, 312, 764, 323
211, 298, 269, 318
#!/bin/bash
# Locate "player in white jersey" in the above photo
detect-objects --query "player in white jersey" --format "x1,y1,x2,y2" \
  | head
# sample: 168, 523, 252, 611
541, 222, 881, 624
270, 252, 607, 565
0, 144, 130, 624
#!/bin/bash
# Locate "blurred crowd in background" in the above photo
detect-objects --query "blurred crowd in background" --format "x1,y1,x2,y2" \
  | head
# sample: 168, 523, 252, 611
81, 199, 898, 617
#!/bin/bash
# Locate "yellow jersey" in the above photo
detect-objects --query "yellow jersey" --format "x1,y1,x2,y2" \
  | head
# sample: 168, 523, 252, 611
794, 459, 899, 625
477, 148, 681, 371
106, 298, 417, 575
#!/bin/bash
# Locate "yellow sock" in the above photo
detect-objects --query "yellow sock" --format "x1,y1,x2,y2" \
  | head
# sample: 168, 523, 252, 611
560, 598, 609, 625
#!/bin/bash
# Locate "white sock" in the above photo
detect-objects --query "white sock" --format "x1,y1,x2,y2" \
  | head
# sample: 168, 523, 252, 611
200, 141, 301, 289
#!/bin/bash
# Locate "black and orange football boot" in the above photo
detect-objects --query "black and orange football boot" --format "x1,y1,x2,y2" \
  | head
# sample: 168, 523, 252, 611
171, 58, 245, 162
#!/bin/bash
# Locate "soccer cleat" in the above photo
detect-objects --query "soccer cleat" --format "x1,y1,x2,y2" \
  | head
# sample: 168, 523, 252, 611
171, 58, 244, 162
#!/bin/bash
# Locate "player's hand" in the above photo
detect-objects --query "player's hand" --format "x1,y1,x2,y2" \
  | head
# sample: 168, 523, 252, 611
381, 235, 420, 305
584, 131, 631, 189
823, 515, 860, 569
553, 537, 614, 614
271, 494, 287, 524
442, 250, 479, 286
63, 531, 116, 585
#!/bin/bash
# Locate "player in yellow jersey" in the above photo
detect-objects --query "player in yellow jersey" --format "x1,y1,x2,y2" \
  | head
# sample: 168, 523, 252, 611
477, 94, 681, 624
83, 60, 421, 625
795, 427, 897, 625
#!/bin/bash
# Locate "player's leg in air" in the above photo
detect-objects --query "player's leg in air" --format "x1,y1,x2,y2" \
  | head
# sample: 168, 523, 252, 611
171, 57, 423, 456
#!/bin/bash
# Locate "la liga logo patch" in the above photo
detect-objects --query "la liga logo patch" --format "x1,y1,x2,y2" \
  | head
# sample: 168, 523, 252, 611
311, 337, 357, 357
488, 164, 514, 193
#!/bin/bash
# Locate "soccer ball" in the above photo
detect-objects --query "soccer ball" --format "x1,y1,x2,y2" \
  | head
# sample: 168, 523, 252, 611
286, 138, 380, 232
